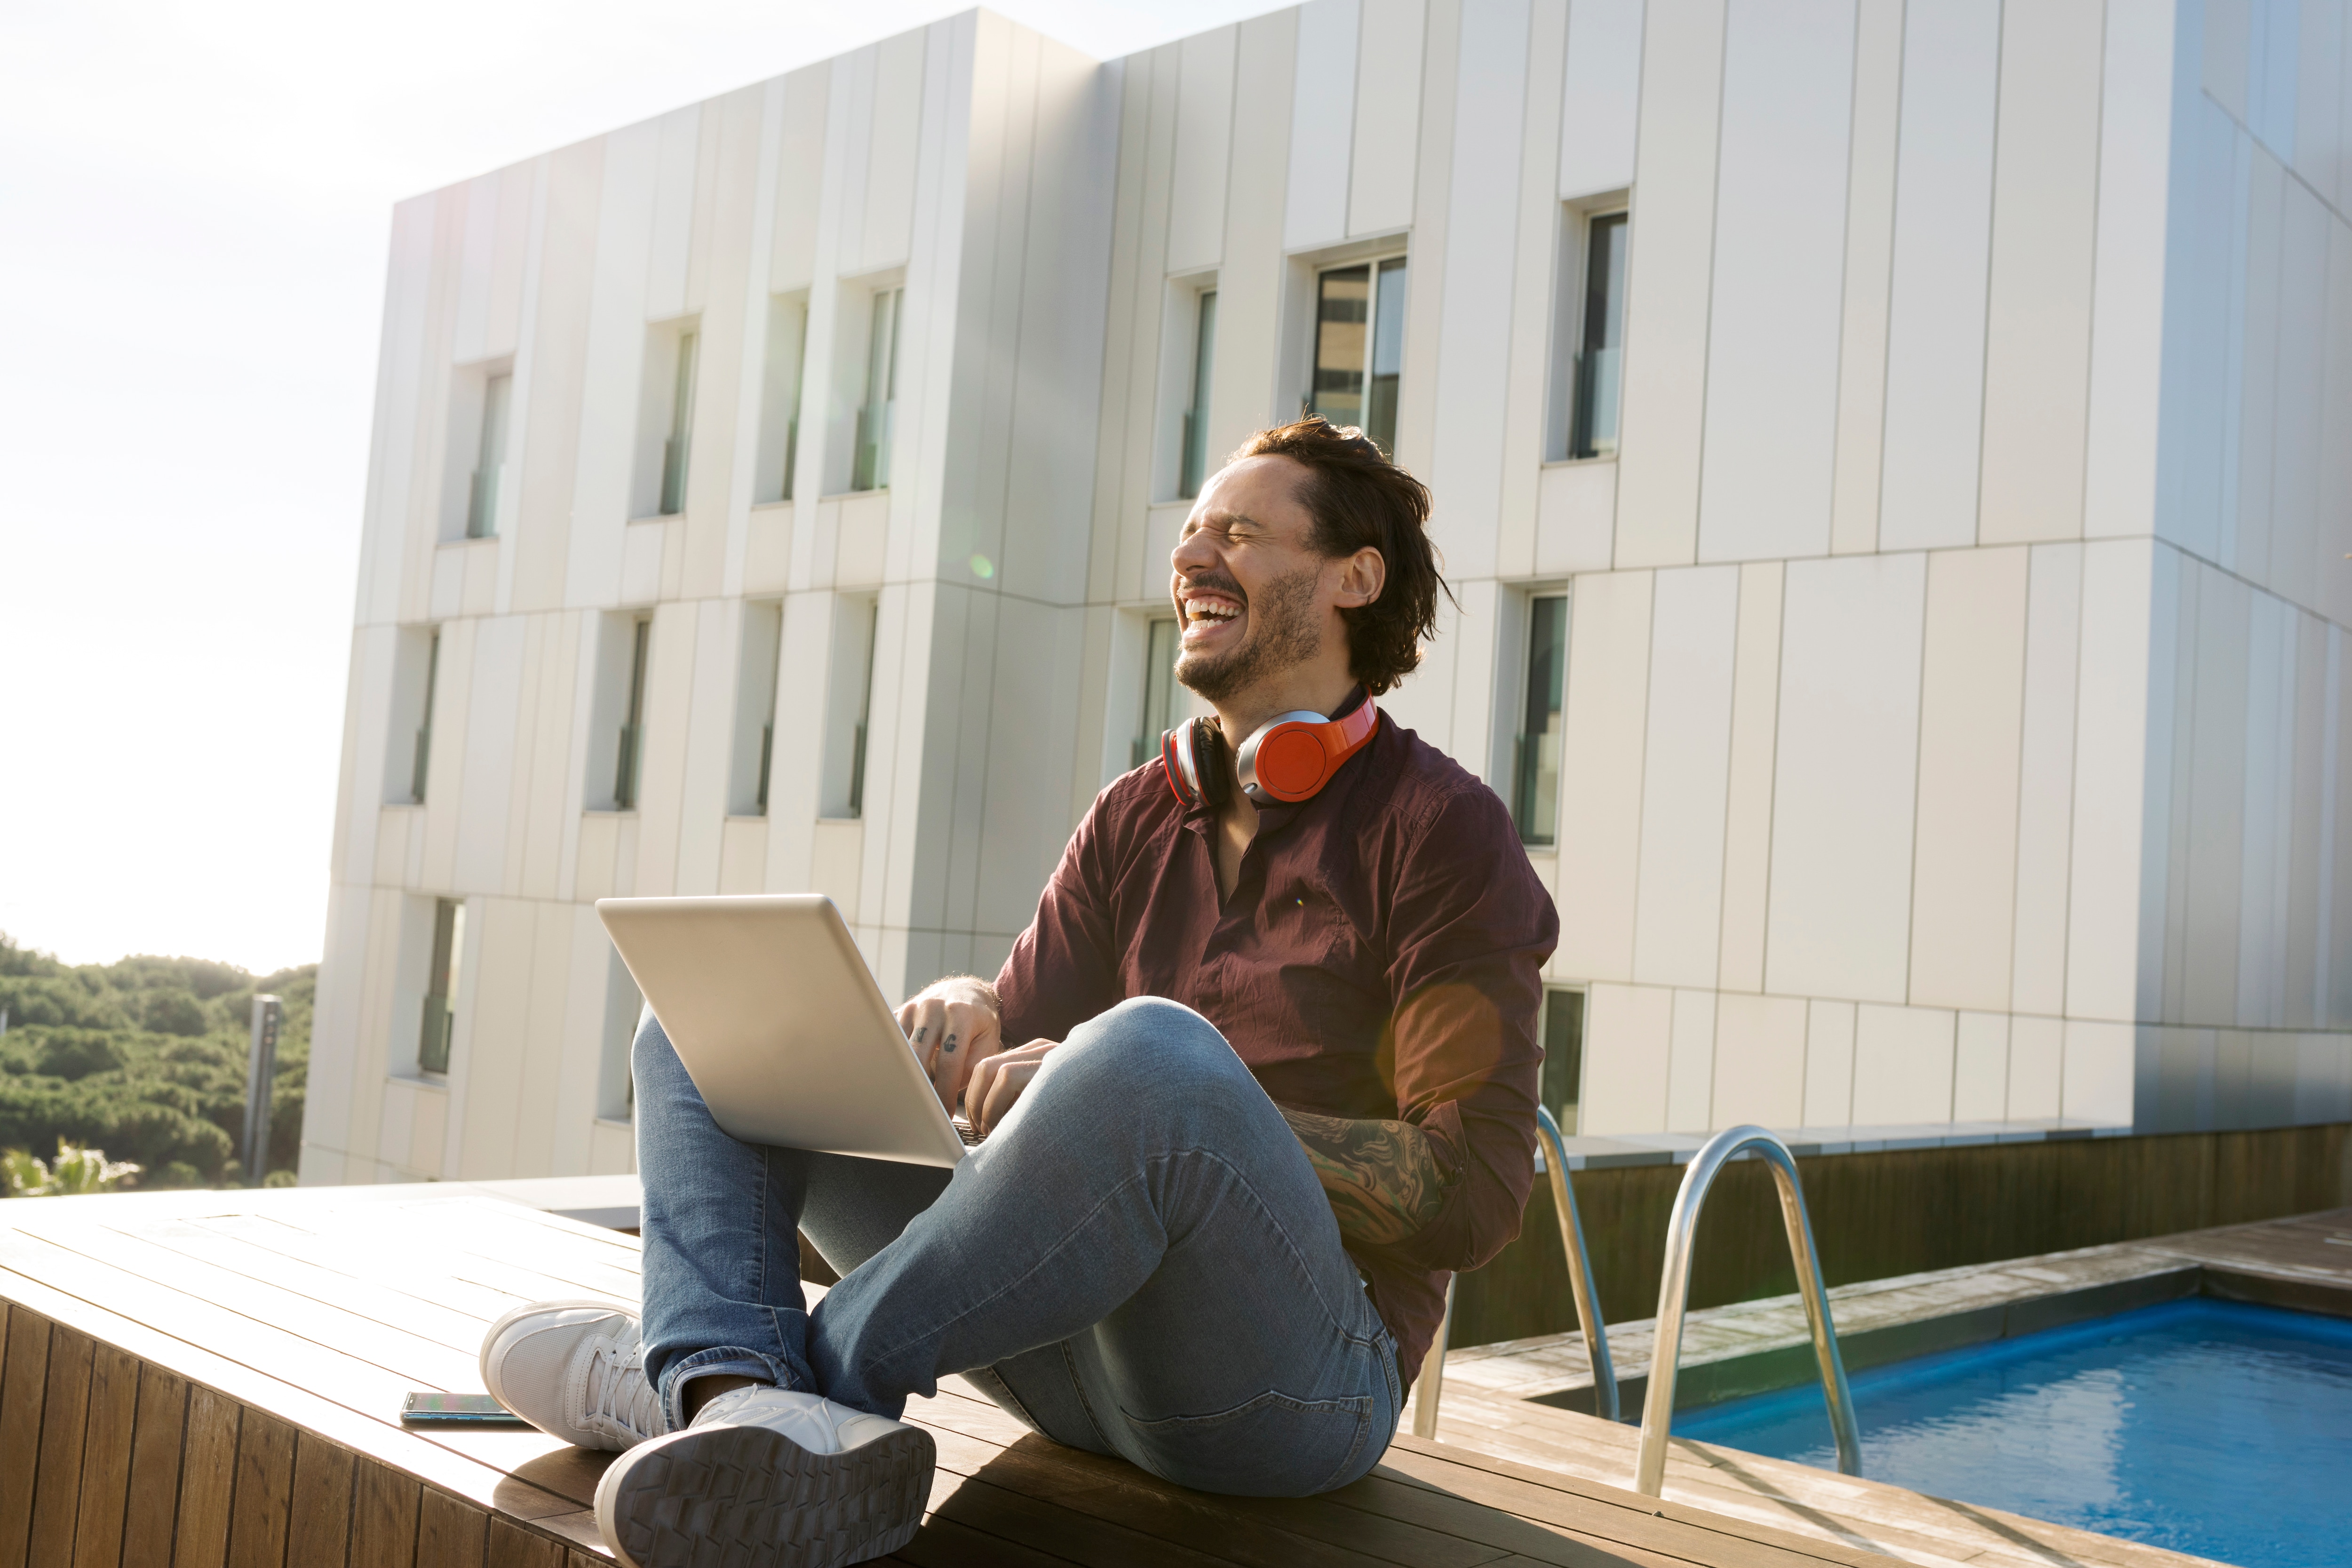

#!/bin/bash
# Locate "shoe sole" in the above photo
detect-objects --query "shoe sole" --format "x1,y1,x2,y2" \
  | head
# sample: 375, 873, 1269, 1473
597, 1421, 935, 1568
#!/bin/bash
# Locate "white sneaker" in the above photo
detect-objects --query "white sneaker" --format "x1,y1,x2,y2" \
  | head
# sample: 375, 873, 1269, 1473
595, 1384, 934, 1568
478, 1299, 663, 1452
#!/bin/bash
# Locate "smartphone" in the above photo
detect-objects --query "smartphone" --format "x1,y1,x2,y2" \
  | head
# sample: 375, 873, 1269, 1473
401, 1392, 531, 1426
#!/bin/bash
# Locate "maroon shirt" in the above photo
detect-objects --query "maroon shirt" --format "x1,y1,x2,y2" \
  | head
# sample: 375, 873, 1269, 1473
994, 705, 1559, 1380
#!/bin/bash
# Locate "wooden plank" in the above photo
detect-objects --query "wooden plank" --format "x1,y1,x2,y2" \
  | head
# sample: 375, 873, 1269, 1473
73, 1340, 140, 1567
28, 1321, 95, 1565
6, 1222, 480, 1388
0, 1304, 52, 1566
121, 1361, 190, 1563
899, 1515, 1091, 1568
225, 1406, 298, 1568
350, 1458, 421, 1568
486, 1517, 565, 1568
287, 1431, 357, 1568
417, 1487, 490, 1567
173, 1382, 243, 1568
0, 1247, 590, 1516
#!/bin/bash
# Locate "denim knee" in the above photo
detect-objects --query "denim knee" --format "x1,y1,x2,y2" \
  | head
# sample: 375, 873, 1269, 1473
1040, 997, 1259, 1122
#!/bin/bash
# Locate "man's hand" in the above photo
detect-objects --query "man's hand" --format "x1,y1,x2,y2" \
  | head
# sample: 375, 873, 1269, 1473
896, 977, 1003, 1116
1279, 1107, 1451, 1248
964, 1039, 1056, 1135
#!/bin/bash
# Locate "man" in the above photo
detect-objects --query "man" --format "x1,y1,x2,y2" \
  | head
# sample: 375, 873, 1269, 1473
480, 417, 1558, 1568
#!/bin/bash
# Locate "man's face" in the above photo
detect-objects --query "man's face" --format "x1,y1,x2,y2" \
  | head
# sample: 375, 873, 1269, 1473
1168, 455, 1337, 704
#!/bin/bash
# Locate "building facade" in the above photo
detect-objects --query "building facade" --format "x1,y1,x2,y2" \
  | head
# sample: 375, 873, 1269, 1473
302, 0, 2352, 1187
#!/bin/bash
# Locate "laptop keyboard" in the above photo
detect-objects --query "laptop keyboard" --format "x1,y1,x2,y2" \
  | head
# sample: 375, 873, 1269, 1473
952, 1116, 985, 1146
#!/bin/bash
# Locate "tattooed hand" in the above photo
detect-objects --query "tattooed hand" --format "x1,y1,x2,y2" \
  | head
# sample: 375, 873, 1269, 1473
896, 976, 1004, 1117
1278, 1107, 1452, 1247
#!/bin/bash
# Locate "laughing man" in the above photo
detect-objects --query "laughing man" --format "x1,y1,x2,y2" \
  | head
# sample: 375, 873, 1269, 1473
480, 416, 1559, 1567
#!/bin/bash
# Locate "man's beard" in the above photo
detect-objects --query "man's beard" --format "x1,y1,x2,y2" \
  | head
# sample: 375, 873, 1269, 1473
1175, 564, 1325, 704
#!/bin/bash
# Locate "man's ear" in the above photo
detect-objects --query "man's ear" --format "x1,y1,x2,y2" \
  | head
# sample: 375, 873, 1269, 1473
1335, 546, 1386, 608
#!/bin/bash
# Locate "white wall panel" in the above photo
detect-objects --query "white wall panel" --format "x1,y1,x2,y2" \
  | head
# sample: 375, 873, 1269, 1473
1977, 0, 2105, 546
1766, 554, 1926, 1004
2062, 1018, 2135, 1123
861, 30, 927, 271
1852, 1003, 1955, 1124
1611, 0, 1725, 568
2006, 1013, 2064, 1119
2086, 0, 2180, 543
2011, 544, 2085, 1018
565, 123, 663, 607
1556, 0, 1643, 199
1664, 987, 1717, 1129
1582, 982, 1671, 1132
1711, 992, 1805, 1129
1632, 565, 1738, 989
453, 617, 526, 895
1430, 0, 1533, 582
2067, 539, 2159, 1023
2268, 180, 2329, 613
2236, 149, 2288, 584
1909, 547, 2028, 1012
1877, 0, 2001, 553
1286, 0, 1362, 249
1951, 1010, 2009, 1122
1802, 998, 1856, 1126
2236, 594, 2295, 1027
1716, 561, 1781, 994
1168, 27, 1239, 272
1694, 0, 1852, 564
1828, 0, 1904, 557
1349, 0, 1428, 235
1555, 571, 1652, 982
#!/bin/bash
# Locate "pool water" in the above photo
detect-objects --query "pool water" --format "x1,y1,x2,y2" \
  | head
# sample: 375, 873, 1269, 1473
1672, 1299, 2352, 1567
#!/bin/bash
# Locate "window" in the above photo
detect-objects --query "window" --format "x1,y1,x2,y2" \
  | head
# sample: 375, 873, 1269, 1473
731, 601, 784, 816
1131, 617, 1180, 769
1563, 212, 1628, 461
660, 330, 698, 514
1309, 256, 1407, 454
1179, 290, 1218, 499
419, 897, 465, 1076
411, 629, 441, 803
615, 616, 651, 810
596, 952, 643, 1122
1539, 988, 1585, 1134
852, 288, 903, 492
756, 295, 810, 504
1512, 593, 1568, 845
466, 373, 512, 538
821, 597, 879, 817
386, 627, 442, 805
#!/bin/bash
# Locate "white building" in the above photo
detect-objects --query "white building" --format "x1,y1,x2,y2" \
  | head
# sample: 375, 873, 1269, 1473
302, 0, 2352, 1187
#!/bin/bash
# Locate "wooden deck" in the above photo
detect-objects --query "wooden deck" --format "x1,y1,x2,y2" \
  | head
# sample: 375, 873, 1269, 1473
0, 1186, 1916, 1568
8, 1194, 2339, 1568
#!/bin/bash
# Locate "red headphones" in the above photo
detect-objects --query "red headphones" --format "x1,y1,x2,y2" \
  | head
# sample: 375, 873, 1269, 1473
1160, 699, 1380, 809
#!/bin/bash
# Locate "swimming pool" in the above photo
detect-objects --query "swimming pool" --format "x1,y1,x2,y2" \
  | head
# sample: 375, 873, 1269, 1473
1673, 1298, 2352, 1567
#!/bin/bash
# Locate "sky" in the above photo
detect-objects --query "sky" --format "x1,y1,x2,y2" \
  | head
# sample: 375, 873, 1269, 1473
0, 0, 1276, 976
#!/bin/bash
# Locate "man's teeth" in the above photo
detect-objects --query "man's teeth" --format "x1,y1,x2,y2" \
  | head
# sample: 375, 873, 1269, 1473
1187, 601, 1240, 622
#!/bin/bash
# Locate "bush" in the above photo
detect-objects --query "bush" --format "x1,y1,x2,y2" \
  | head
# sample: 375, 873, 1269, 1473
0, 934, 314, 1190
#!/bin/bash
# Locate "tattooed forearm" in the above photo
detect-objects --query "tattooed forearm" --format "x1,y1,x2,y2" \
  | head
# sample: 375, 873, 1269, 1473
1278, 1107, 1451, 1247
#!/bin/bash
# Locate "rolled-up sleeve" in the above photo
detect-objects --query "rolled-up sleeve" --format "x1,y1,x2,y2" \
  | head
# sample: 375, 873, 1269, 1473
1367, 785, 1557, 1275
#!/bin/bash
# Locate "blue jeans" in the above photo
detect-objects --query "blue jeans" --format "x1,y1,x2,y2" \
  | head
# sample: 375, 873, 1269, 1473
634, 995, 1402, 1496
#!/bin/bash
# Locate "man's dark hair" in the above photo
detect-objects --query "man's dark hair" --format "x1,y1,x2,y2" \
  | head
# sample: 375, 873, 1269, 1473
1231, 416, 1451, 696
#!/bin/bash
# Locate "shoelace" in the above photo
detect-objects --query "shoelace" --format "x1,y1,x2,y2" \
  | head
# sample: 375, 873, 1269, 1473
580, 1336, 662, 1441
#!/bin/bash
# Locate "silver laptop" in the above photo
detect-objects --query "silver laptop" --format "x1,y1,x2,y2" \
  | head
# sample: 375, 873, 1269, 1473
596, 894, 973, 1168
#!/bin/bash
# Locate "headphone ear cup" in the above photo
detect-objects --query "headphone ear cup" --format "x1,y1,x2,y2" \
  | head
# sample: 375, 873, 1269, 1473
1194, 719, 1231, 810
1160, 726, 1198, 806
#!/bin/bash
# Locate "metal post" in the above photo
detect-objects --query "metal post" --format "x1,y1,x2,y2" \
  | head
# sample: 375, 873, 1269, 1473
1632, 1124, 1859, 1496
242, 995, 282, 1186
1408, 1274, 1455, 1439
1534, 1107, 1619, 1423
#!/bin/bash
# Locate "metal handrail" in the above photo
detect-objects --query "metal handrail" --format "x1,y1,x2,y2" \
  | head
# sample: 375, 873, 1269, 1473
1633, 1124, 1859, 1496
1409, 1106, 1617, 1438
1534, 1106, 1618, 1422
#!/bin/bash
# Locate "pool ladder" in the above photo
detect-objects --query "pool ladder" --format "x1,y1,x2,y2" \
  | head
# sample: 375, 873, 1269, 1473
1410, 1120, 1861, 1499
1635, 1125, 1861, 1495
1412, 1107, 1619, 1438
